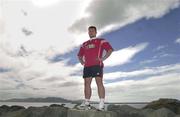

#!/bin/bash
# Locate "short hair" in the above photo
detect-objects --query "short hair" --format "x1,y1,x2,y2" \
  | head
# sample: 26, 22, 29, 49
88, 26, 97, 32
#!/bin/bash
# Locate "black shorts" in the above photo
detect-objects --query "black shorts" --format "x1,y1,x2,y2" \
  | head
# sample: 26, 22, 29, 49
83, 65, 103, 78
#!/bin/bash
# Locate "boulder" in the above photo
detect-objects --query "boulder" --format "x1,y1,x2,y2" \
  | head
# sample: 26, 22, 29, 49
9, 105, 25, 111
143, 98, 180, 114
1, 98, 179, 117
0, 106, 68, 117
140, 108, 154, 116
0, 105, 10, 115
175, 115, 180, 117
42, 106, 68, 117
146, 108, 176, 117
0, 105, 25, 116
68, 109, 117, 117
50, 104, 66, 108
107, 104, 144, 117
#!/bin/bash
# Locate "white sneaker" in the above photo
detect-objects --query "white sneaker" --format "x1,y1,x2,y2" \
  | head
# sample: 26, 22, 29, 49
98, 102, 105, 111
79, 101, 91, 110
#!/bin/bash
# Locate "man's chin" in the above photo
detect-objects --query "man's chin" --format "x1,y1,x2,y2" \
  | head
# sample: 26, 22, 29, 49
90, 36, 96, 38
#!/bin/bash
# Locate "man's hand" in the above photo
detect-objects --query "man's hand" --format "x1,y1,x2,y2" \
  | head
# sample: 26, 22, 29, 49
96, 49, 113, 62
78, 56, 85, 65
96, 57, 104, 62
80, 61, 84, 65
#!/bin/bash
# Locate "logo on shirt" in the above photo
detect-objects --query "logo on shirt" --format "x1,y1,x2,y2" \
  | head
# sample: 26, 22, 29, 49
86, 44, 95, 49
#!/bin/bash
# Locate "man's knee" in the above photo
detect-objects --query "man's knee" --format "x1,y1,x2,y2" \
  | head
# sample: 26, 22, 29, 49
85, 81, 91, 87
96, 82, 104, 88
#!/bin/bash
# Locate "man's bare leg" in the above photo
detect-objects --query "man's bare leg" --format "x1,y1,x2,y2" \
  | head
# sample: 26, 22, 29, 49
84, 77, 93, 100
95, 76, 105, 110
95, 76, 105, 98
79, 77, 92, 110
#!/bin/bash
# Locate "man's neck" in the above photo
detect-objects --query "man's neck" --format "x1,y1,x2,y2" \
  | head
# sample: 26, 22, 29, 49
90, 37, 96, 40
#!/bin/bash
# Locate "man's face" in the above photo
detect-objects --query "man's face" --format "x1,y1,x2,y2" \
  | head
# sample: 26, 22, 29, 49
88, 28, 97, 38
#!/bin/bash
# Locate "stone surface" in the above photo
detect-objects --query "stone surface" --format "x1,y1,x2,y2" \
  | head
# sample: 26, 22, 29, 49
0, 106, 68, 117
107, 104, 144, 117
140, 108, 154, 116
68, 109, 117, 117
1, 98, 180, 117
146, 108, 176, 117
143, 98, 180, 114
175, 115, 180, 117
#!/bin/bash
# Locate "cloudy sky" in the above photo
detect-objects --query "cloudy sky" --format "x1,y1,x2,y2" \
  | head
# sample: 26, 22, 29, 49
0, 0, 180, 102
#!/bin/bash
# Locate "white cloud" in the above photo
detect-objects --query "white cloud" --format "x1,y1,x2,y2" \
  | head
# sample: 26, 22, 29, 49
140, 59, 157, 65
0, 1, 4, 35
1, 0, 180, 102
105, 72, 180, 102
104, 43, 148, 67
69, 0, 180, 35
89, 63, 180, 102
0, 0, 86, 100
0, 51, 84, 100
2, 0, 84, 56
152, 52, 174, 59
153, 45, 167, 52
30, 0, 62, 7
104, 63, 180, 80
175, 38, 180, 44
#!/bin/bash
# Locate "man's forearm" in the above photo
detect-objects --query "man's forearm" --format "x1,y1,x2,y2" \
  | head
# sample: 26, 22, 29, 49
78, 56, 84, 65
102, 49, 113, 61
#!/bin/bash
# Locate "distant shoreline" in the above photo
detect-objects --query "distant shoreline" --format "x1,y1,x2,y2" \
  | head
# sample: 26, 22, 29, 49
0, 101, 148, 109
0, 101, 149, 104
0, 97, 149, 104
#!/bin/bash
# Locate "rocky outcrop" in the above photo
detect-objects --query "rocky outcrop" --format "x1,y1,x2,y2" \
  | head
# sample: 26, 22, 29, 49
0, 105, 68, 117
0, 98, 180, 117
0, 104, 115, 117
107, 98, 180, 117
107, 105, 144, 117
143, 98, 180, 114
0, 105, 25, 116
68, 109, 117, 117
146, 108, 176, 117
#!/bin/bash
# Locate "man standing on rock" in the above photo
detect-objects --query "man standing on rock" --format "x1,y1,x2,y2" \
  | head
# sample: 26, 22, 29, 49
77, 26, 113, 110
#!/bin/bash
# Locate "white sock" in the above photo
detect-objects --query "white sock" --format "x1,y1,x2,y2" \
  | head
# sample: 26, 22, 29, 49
99, 98, 105, 109
100, 98, 105, 104
85, 98, 90, 105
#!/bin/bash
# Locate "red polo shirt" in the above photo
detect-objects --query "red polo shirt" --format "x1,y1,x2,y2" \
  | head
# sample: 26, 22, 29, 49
78, 38, 113, 67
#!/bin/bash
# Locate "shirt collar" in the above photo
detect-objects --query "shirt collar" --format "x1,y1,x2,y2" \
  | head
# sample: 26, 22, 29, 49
90, 37, 97, 40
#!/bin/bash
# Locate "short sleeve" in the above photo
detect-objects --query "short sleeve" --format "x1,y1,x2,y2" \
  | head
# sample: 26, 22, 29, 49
101, 40, 114, 51
77, 45, 84, 57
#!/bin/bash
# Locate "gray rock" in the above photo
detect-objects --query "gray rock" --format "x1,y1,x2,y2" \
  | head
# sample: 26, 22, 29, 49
0, 110, 24, 117
1, 99, 179, 117
0, 105, 25, 116
0, 105, 10, 115
175, 115, 180, 117
146, 108, 176, 117
0, 106, 68, 117
50, 104, 66, 108
143, 98, 180, 114
42, 106, 68, 117
140, 108, 154, 116
10, 106, 47, 117
107, 104, 144, 117
68, 109, 117, 117
9, 105, 25, 111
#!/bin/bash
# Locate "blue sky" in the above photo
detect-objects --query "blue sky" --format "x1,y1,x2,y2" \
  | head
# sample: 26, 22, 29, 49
0, 0, 180, 102
62, 6, 180, 70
